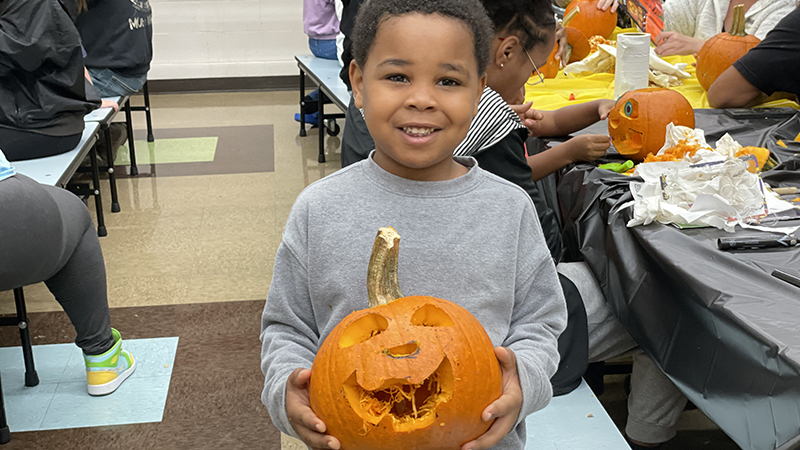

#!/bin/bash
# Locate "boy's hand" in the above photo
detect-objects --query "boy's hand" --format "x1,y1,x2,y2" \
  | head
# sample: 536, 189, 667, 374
460, 347, 522, 450
509, 101, 545, 134
566, 134, 611, 163
286, 368, 341, 450
597, 99, 615, 120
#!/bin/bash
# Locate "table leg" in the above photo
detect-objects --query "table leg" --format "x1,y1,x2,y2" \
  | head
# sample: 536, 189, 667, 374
89, 145, 107, 237
143, 82, 155, 143
0, 370, 9, 444
104, 127, 120, 213
13, 289, 39, 387
299, 67, 307, 137
318, 90, 325, 163
124, 101, 138, 176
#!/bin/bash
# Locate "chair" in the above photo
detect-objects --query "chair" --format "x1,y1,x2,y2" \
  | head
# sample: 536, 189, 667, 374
123, 81, 155, 176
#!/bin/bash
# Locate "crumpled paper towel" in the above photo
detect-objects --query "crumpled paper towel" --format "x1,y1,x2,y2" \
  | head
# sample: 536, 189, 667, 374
625, 126, 767, 231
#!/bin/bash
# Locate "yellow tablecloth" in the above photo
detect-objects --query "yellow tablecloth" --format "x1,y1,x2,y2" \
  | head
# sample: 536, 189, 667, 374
524, 28, 800, 111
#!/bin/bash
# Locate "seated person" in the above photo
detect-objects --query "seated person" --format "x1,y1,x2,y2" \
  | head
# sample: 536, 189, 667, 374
261, 1, 567, 449
0, 149, 135, 396
0, 0, 100, 162
295, 0, 340, 125
76, 0, 153, 97
655, 0, 796, 56
707, 6, 800, 108
469, 1, 689, 448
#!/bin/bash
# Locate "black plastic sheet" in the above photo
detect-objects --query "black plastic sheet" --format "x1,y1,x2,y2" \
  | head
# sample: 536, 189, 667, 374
557, 111, 800, 450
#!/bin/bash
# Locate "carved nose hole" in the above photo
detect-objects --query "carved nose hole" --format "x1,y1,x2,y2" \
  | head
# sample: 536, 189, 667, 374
383, 341, 420, 358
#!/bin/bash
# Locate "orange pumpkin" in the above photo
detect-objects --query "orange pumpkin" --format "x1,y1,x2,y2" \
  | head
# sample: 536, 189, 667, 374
565, 0, 617, 39
566, 26, 591, 63
696, 5, 760, 91
608, 88, 695, 161
541, 7, 591, 78
310, 227, 503, 450
542, 42, 561, 78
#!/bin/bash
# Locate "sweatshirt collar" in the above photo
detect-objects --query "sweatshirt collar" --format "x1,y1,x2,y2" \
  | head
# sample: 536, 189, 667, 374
361, 150, 483, 197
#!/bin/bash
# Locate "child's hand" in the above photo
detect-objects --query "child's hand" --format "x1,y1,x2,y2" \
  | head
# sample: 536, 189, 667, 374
509, 101, 545, 133
655, 32, 704, 56
597, 99, 615, 120
555, 24, 568, 67
286, 368, 341, 450
596, 0, 619, 13
566, 134, 611, 163
460, 347, 522, 450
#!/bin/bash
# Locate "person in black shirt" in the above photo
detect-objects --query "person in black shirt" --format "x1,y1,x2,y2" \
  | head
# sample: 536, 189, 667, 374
707, 6, 800, 108
76, 0, 153, 97
0, 0, 100, 161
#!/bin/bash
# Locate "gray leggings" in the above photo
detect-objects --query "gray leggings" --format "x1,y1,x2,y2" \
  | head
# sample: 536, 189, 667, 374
0, 174, 113, 355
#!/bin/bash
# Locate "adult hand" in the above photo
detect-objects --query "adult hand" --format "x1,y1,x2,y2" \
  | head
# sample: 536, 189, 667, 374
596, 0, 619, 13
100, 99, 120, 112
597, 99, 615, 120
566, 134, 611, 162
655, 32, 705, 56
555, 23, 568, 67
509, 101, 545, 134
286, 368, 341, 450
460, 347, 522, 450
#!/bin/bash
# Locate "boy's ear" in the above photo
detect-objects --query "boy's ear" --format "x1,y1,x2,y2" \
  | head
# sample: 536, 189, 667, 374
349, 61, 364, 109
474, 75, 487, 117
495, 35, 519, 68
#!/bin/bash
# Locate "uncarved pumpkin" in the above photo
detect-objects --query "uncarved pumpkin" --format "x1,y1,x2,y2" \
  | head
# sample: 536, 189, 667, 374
565, 0, 617, 39
542, 42, 561, 79
608, 88, 695, 162
696, 5, 760, 91
309, 227, 503, 450
566, 27, 591, 63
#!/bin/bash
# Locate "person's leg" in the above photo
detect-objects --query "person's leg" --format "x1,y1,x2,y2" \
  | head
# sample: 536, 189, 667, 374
625, 351, 688, 446
0, 175, 114, 354
87, 67, 147, 97
309, 38, 338, 60
341, 96, 375, 167
558, 262, 687, 446
0, 128, 82, 162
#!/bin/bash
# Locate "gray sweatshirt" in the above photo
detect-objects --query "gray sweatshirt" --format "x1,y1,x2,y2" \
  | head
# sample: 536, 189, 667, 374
260, 154, 567, 449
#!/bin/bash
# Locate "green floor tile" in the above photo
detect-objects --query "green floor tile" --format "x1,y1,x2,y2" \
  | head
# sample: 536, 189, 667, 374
115, 137, 218, 165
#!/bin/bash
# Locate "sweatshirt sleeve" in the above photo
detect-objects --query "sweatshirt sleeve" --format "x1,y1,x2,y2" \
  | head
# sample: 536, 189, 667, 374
503, 201, 568, 425
260, 202, 320, 439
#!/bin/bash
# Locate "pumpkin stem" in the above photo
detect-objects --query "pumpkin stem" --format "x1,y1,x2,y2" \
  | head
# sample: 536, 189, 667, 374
367, 227, 404, 308
730, 4, 746, 36
563, 6, 579, 28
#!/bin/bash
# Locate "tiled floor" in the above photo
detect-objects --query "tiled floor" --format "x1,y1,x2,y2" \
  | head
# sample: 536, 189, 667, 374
0, 90, 739, 449
1, 338, 178, 432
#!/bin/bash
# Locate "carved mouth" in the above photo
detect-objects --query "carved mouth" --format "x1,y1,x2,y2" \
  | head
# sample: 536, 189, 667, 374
343, 357, 454, 432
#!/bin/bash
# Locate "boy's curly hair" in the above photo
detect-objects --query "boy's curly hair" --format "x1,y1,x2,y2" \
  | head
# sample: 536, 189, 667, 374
480, 0, 556, 50
351, 0, 494, 75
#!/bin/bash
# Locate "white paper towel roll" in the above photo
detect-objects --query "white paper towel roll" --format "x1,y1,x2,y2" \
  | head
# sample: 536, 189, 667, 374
614, 33, 650, 99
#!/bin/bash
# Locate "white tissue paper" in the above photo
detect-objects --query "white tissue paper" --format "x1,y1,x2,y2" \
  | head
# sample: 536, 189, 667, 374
614, 33, 650, 99
625, 125, 771, 232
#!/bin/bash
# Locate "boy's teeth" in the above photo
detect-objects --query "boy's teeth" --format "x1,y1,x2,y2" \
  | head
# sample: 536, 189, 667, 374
403, 127, 435, 136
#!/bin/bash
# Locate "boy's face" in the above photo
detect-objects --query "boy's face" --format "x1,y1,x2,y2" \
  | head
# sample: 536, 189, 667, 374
350, 13, 486, 181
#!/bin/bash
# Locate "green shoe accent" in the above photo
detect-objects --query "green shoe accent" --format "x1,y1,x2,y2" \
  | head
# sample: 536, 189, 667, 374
84, 328, 136, 396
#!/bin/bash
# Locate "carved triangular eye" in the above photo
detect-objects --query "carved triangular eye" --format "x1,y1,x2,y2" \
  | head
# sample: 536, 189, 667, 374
339, 313, 389, 348
410, 304, 453, 327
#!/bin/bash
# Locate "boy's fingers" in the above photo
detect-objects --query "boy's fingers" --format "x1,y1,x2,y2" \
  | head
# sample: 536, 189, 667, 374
288, 368, 312, 388
294, 425, 340, 450
482, 390, 519, 421
460, 413, 516, 450
297, 408, 327, 434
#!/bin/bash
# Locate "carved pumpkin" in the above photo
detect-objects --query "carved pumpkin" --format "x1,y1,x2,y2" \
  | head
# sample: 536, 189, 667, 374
565, 0, 617, 39
696, 5, 760, 91
542, 43, 561, 79
309, 227, 503, 450
608, 88, 695, 161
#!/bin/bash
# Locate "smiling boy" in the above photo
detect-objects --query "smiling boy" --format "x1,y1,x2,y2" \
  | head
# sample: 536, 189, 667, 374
260, 1, 567, 449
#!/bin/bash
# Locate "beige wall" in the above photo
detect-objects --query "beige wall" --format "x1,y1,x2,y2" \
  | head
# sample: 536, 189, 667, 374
150, 0, 309, 80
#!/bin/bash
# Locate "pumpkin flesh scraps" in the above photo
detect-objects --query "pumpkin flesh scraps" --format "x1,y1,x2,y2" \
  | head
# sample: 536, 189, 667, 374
642, 140, 701, 163
343, 357, 455, 433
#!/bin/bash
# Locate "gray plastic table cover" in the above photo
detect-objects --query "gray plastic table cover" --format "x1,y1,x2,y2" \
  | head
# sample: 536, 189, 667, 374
556, 111, 800, 450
